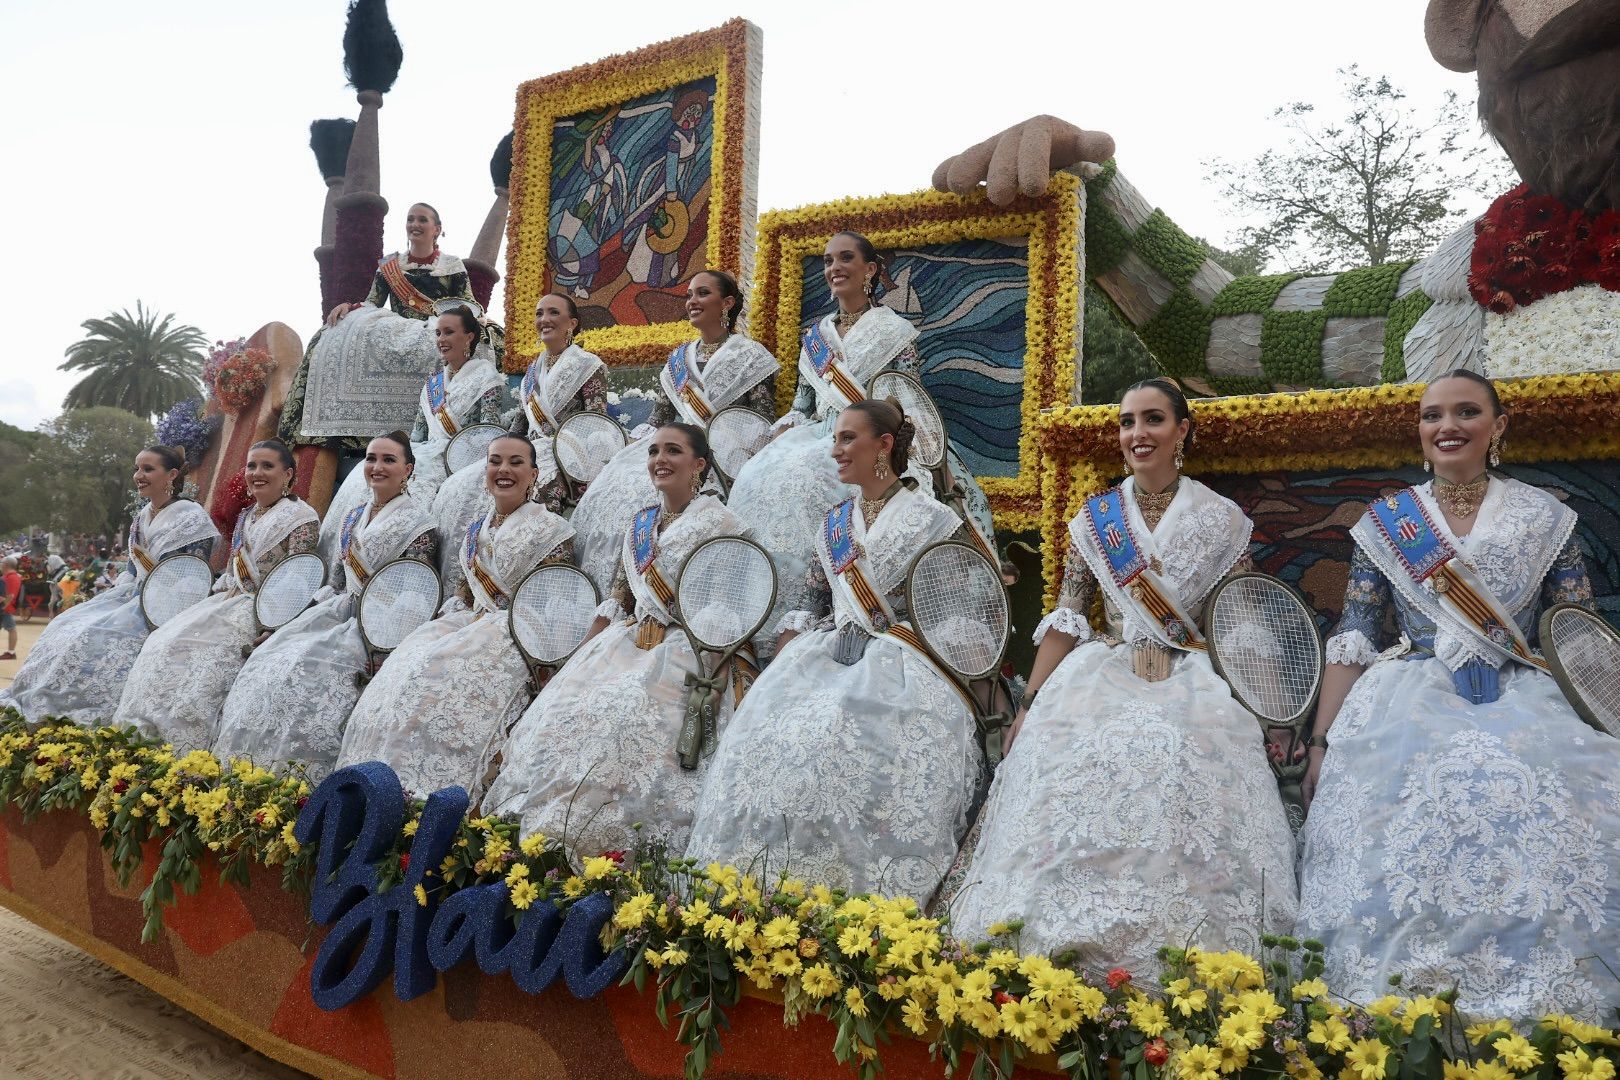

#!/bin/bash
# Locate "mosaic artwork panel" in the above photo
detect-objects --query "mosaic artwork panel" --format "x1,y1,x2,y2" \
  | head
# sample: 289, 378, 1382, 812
798, 237, 1029, 478
548, 76, 716, 331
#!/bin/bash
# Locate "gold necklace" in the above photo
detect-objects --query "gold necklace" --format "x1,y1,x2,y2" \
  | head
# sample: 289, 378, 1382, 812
836, 305, 870, 334
1434, 474, 1489, 518
696, 336, 726, 360
1133, 478, 1180, 531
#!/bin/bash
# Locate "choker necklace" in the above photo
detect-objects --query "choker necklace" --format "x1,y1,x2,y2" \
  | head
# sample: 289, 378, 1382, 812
836, 305, 871, 334
696, 336, 726, 360
1133, 478, 1179, 531
406, 247, 439, 266
1434, 474, 1489, 518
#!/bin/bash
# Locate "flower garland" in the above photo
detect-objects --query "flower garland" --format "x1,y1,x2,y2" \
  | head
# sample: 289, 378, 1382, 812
210, 471, 253, 536
748, 176, 1083, 532
504, 20, 757, 374
3, 708, 1618, 1080
1034, 372, 1620, 606
202, 340, 276, 414
154, 397, 217, 464
1469, 183, 1620, 314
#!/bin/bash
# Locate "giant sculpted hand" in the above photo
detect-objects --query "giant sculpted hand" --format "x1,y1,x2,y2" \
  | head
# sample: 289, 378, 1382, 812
932, 116, 1116, 207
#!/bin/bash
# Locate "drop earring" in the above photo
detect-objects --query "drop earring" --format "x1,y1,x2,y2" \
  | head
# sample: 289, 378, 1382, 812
1423, 458, 1432, 473
527, 476, 542, 502
875, 454, 891, 481
1173, 439, 1185, 472
689, 472, 701, 496
1488, 432, 1503, 468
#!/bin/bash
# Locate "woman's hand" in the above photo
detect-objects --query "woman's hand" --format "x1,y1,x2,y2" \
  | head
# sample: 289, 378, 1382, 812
326, 302, 356, 327
1003, 706, 1028, 753
1302, 745, 1327, 812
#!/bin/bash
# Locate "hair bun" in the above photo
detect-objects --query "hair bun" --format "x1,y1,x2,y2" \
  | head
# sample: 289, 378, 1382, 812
172, 445, 187, 466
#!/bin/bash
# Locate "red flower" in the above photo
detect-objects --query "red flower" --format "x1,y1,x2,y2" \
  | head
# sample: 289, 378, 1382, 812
994, 990, 1017, 1006
1107, 967, 1132, 989
1145, 1038, 1170, 1067
112, 779, 130, 794
32, 755, 48, 766
1487, 290, 1517, 315
603, 850, 626, 864
398, 853, 411, 872
1469, 184, 1620, 308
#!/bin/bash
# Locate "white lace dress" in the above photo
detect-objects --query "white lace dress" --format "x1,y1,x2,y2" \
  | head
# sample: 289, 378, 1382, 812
213, 494, 437, 780
569, 335, 778, 593
950, 477, 1298, 978
685, 484, 983, 903
430, 344, 604, 596
1299, 477, 1620, 1020
0, 500, 218, 724
335, 501, 574, 800
317, 352, 504, 569
485, 495, 752, 859
114, 497, 320, 752
725, 306, 995, 659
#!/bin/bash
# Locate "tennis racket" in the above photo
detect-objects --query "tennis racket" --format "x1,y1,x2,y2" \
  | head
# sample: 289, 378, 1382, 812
904, 540, 1013, 762
242, 553, 326, 656
355, 558, 442, 685
508, 562, 600, 693
137, 554, 214, 631
552, 412, 628, 507
444, 423, 506, 475
705, 405, 773, 484
672, 536, 777, 770
1539, 603, 1620, 738
1206, 572, 1325, 829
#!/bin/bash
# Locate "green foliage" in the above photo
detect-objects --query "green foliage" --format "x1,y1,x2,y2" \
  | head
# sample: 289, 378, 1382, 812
1208, 375, 1276, 396
1083, 198, 1131, 278
1382, 290, 1434, 382
1080, 284, 1160, 406
1196, 237, 1269, 278
30, 408, 154, 536
1211, 272, 1303, 316
60, 302, 206, 420
1133, 210, 1207, 286
0, 421, 49, 536
1137, 289, 1212, 380
1260, 311, 1328, 385
1322, 262, 1413, 318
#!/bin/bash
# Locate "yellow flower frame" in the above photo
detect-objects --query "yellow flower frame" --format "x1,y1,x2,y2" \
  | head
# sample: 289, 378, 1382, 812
1033, 372, 1620, 607
504, 19, 762, 373
748, 176, 1084, 532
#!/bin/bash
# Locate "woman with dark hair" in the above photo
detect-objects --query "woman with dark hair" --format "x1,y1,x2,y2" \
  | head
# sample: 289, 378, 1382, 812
487, 422, 755, 858
724, 231, 996, 660
430, 291, 607, 592
318, 302, 507, 567
115, 440, 319, 750
215, 432, 438, 780
282, 203, 502, 449
949, 377, 1296, 979
570, 269, 781, 592
1299, 369, 1620, 1018
687, 399, 986, 904
0, 446, 218, 723
339, 434, 574, 799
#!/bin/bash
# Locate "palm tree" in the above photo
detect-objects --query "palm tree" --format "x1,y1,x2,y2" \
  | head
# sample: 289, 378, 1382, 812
60, 303, 206, 419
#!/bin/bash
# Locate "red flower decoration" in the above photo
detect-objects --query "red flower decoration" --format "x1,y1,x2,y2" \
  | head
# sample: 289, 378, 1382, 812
1145, 1039, 1170, 1067
1469, 184, 1620, 308
398, 852, 411, 872
1106, 967, 1132, 989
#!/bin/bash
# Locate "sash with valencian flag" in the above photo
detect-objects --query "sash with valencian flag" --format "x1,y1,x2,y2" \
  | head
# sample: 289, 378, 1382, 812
630, 504, 675, 648
230, 509, 256, 590
340, 502, 373, 586
665, 345, 712, 423
803, 323, 865, 408
462, 515, 506, 609
377, 256, 436, 316
1367, 488, 1546, 681
824, 497, 891, 633
423, 368, 458, 436
1083, 489, 1204, 650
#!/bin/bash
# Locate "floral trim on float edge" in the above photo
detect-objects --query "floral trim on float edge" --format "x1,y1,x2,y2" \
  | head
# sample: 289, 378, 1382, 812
201, 338, 277, 414
1469, 184, 1620, 314
749, 175, 1084, 532
1033, 372, 1620, 609
4, 709, 1616, 1080
502, 19, 759, 374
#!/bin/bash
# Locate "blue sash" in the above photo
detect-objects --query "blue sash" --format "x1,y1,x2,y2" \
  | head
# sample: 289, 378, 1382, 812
631, 505, 660, 574
1083, 490, 1146, 587
823, 498, 862, 574
230, 508, 253, 588
340, 503, 368, 560
1366, 489, 1452, 583
463, 515, 485, 567
804, 323, 837, 378
666, 346, 692, 393
425, 369, 448, 411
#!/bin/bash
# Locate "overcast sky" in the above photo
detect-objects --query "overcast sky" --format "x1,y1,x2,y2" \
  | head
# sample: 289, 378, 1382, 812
2, 0, 1499, 430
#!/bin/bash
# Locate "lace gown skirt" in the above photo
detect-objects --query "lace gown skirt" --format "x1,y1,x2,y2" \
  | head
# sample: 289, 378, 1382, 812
950, 642, 1298, 977
1299, 657, 1620, 1020
113, 592, 259, 753
485, 620, 732, 859
0, 583, 148, 724
213, 594, 366, 781
685, 628, 981, 903
567, 437, 656, 595
335, 610, 531, 800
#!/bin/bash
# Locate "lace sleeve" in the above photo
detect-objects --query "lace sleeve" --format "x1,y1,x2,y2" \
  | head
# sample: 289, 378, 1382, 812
403, 529, 439, 567
1541, 534, 1595, 610
508, 404, 531, 438
1326, 547, 1391, 667
330, 556, 347, 595
577, 372, 609, 416
599, 564, 635, 621
364, 270, 388, 307
738, 373, 779, 421
787, 368, 817, 421
474, 385, 508, 426
776, 553, 832, 635
1033, 538, 1095, 645
286, 520, 320, 556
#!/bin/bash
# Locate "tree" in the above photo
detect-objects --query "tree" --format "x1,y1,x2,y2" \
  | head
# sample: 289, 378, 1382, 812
28, 408, 154, 536
0, 421, 49, 537
1081, 284, 1161, 405
60, 302, 206, 420
1207, 66, 1516, 272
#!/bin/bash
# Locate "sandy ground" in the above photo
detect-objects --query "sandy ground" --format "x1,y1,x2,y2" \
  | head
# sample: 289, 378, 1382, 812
0, 616, 309, 1079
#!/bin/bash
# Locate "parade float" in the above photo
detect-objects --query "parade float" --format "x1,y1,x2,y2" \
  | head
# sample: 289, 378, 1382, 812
3, 0, 1620, 1077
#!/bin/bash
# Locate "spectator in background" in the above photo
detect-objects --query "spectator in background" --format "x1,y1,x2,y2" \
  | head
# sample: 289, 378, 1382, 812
1, 556, 20, 660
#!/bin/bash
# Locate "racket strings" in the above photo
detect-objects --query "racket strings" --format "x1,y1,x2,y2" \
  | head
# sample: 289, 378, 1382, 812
708, 409, 770, 478
446, 425, 504, 474
142, 558, 213, 626
910, 546, 1007, 677
257, 557, 325, 628
360, 563, 441, 650
1547, 610, 1620, 735
677, 541, 774, 651
869, 373, 946, 470
555, 414, 625, 483
512, 568, 598, 664
1210, 579, 1320, 723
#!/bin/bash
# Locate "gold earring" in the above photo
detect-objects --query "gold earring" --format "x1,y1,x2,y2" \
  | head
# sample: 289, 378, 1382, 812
1488, 432, 1503, 468
1173, 439, 1185, 472
690, 472, 701, 496
281, 480, 292, 498
1423, 458, 1432, 473
527, 476, 542, 502
875, 454, 891, 481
